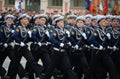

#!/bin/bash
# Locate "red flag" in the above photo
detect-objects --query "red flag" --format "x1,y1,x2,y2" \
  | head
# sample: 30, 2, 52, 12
89, 3, 92, 13
114, 0, 119, 15
92, 0, 97, 14
103, 0, 108, 14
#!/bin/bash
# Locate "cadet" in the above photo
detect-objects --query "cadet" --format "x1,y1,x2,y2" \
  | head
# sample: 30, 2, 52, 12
65, 14, 77, 31
43, 16, 78, 79
0, 14, 27, 79
69, 16, 91, 79
25, 14, 51, 79
105, 15, 112, 27
0, 14, 15, 78
51, 14, 62, 26
89, 15, 119, 79
90, 16, 98, 30
84, 14, 92, 27
109, 16, 120, 78
82, 15, 93, 64
4, 14, 44, 79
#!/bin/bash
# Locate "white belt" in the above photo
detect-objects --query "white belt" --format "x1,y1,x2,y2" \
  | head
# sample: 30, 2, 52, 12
53, 47, 65, 52
46, 42, 52, 45
71, 46, 83, 51
93, 47, 99, 50
107, 46, 113, 49
8, 42, 14, 46
79, 47, 82, 50
34, 42, 51, 46
15, 43, 20, 45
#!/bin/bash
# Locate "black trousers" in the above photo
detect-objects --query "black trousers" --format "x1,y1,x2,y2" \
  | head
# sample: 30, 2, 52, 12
90, 49, 119, 79
25, 44, 51, 79
111, 49, 120, 79
0, 67, 6, 77
69, 50, 91, 79
0, 45, 26, 78
43, 50, 78, 79
7, 45, 44, 78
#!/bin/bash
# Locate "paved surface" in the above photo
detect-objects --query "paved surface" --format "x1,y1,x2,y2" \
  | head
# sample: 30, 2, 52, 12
3, 57, 55, 79
3, 57, 43, 79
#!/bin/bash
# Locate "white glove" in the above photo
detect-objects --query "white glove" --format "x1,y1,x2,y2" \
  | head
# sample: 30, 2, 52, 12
106, 33, 111, 39
11, 30, 15, 33
82, 33, 87, 40
99, 45, 103, 50
90, 44, 94, 47
113, 46, 117, 51
4, 43, 8, 48
66, 30, 70, 37
60, 43, 64, 47
38, 42, 42, 47
68, 42, 71, 46
20, 42, 25, 47
45, 30, 50, 37
74, 45, 79, 50
28, 31, 32, 38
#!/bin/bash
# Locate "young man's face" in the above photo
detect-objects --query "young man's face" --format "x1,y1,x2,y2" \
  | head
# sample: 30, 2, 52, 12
20, 17, 29, 26
112, 19, 119, 27
99, 19, 106, 27
6, 18, 13, 26
105, 18, 111, 26
35, 18, 41, 25
77, 20, 84, 28
67, 18, 76, 25
85, 17, 91, 25
57, 20, 64, 28
39, 18, 46, 26
91, 19, 97, 27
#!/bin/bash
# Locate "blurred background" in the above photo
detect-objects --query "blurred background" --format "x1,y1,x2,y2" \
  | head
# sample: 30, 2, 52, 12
0, 0, 119, 15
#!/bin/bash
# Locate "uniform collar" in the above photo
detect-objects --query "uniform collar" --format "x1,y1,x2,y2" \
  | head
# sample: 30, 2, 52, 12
56, 26, 64, 31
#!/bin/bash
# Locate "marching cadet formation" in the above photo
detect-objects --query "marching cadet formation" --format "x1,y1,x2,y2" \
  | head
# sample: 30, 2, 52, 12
0, 11, 120, 79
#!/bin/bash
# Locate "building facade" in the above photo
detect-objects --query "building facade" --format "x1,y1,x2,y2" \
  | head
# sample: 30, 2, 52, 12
0, 0, 120, 14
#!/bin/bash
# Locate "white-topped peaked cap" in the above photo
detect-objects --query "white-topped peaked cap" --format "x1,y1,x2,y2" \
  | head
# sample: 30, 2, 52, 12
5, 14, 15, 21
97, 15, 106, 23
76, 16, 85, 22
33, 14, 41, 20
18, 13, 31, 20
111, 15, 119, 20
55, 16, 64, 23
91, 16, 97, 20
84, 14, 92, 19
106, 15, 112, 19
52, 14, 62, 20
67, 14, 77, 19
39, 14, 48, 20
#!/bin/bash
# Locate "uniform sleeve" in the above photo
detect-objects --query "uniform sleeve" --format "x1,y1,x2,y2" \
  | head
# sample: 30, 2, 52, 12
31, 27, 39, 43
0, 26, 6, 43
12, 28, 22, 44
68, 28, 77, 46
88, 30, 99, 47
49, 29, 61, 46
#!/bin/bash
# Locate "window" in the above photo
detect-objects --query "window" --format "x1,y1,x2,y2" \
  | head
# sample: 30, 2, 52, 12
48, 0, 62, 6
5, 0, 15, 6
71, 0, 86, 7
25, 0, 40, 12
